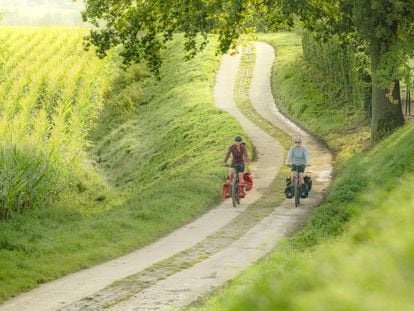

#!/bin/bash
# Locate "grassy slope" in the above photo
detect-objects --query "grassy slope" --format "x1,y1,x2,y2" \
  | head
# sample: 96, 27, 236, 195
0, 32, 248, 303
193, 33, 414, 310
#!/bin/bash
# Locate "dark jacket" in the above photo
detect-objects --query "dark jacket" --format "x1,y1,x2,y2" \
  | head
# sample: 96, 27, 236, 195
224, 143, 248, 166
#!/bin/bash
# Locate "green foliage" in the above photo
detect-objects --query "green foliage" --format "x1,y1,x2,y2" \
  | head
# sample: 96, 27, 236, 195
0, 145, 61, 218
302, 31, 370, 114
289, 0, 413, 139
283, 0, 414, 86
0, 27, 112, 217
81, 0, 265, 76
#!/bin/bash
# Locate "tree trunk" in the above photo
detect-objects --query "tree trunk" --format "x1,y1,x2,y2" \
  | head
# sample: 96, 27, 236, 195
370, 46, 404, 142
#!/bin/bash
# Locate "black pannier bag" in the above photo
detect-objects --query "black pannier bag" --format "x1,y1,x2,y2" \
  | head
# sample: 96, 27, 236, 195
300, 184, 308, 198
284, 177, 294, 199
300, 176, 312, 198
304, 175, 312, 193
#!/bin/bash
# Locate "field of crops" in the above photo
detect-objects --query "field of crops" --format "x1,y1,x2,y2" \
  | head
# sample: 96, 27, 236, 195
0, 27, 112, 217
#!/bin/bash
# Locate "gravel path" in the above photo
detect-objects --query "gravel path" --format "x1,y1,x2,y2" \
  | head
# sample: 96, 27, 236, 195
0, 42, 333, 311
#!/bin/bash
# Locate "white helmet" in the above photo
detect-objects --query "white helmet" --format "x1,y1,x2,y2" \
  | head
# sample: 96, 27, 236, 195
294, 135, 303, 143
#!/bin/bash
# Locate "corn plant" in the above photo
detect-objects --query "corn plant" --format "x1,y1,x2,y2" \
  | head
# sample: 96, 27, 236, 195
0, 27, 113, 217
0, 144, 62, 218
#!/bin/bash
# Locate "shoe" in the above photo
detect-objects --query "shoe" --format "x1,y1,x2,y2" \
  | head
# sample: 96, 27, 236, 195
286, 191, 294, 199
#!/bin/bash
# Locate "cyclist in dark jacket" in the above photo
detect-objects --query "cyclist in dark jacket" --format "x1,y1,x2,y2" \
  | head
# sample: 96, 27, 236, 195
223, 135, 249, 197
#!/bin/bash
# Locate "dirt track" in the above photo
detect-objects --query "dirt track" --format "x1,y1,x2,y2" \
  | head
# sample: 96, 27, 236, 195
0, 42, 333, 311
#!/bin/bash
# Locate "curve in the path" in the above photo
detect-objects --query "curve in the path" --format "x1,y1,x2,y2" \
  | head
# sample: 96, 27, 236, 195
251, 42, 333, 186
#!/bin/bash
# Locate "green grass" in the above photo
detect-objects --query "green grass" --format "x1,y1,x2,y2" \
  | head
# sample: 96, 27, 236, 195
190, 33, 414, 311
0, 32, 249, 303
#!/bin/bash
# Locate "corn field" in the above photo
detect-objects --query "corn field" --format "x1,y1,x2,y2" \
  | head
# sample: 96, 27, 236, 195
0, 27, 113, 217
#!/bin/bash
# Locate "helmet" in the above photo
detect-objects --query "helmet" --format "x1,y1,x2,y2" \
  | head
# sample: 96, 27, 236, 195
294, 135, 303, 143
234, 135, 242, 142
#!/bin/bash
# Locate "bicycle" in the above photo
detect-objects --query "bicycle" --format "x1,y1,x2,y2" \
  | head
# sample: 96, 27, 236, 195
287, 164, 310, 207
224, 164, 241, 207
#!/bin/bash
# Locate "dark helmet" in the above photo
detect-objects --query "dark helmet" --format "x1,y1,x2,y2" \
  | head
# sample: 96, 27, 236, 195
234, 135, 242, 142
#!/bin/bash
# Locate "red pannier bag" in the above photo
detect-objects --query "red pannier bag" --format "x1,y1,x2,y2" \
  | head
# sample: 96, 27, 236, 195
222, 176, 231, 198
243, 172, 253, 191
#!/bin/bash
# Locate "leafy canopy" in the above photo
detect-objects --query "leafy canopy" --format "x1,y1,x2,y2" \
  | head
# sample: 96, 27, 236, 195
82, 0, 266, 76
284, 0, 414, 86
81, 0, 299, 76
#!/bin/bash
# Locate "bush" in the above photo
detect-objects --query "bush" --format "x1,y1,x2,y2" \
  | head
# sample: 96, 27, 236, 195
301, 31, 369, 115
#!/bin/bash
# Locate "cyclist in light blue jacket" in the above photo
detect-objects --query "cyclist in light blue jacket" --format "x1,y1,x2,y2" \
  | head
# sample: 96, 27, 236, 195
285, 135, 309, 195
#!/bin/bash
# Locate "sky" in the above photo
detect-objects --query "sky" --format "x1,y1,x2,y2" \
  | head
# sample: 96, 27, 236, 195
0, 0, 85, 26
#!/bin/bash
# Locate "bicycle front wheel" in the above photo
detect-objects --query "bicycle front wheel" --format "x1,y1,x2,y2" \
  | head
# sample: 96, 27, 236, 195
231, 179, 238, 207
294, 180, 300, 207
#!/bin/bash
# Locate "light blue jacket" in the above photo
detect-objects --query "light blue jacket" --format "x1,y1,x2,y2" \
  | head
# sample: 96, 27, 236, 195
285, 146, 309, 166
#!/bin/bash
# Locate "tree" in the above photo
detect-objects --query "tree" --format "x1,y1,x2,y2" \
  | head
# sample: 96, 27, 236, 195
349, 0, 414, 141
277, 0, 414, 141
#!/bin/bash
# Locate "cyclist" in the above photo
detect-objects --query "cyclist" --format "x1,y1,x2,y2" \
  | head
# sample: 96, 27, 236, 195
223, 135, 249, 198
285, 135, 309, 196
